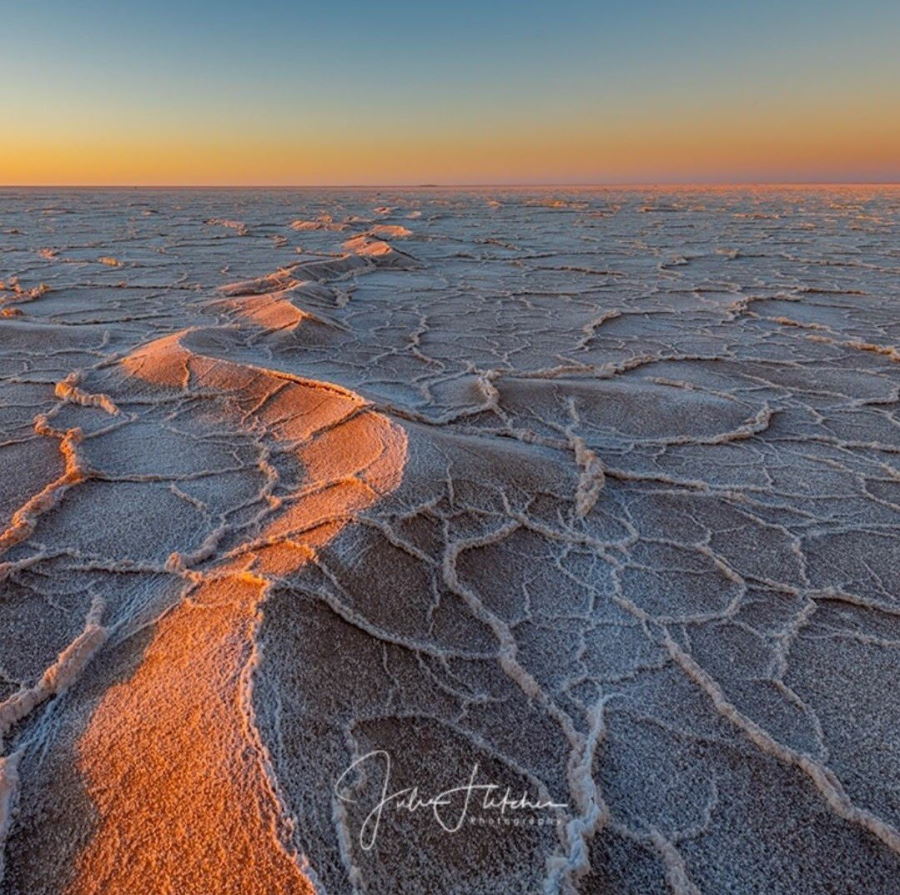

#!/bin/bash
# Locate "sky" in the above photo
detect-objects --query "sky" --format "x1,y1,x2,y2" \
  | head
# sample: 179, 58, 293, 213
2, 0, 899, 185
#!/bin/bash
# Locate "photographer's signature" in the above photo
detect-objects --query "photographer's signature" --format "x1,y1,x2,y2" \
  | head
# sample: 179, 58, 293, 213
334, 750, 567, 850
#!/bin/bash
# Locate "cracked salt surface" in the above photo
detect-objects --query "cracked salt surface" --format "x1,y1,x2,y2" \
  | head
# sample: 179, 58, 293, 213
0, 185, 899, 893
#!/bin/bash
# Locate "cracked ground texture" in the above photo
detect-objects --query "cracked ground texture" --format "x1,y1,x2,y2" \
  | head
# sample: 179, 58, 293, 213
0, 185, 899, 894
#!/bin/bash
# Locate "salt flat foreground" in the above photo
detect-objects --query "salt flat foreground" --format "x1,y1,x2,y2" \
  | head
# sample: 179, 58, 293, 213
0, 187, 898, 894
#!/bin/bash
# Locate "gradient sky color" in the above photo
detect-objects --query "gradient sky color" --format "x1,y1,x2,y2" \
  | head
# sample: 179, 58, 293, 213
3, 0, 899, 185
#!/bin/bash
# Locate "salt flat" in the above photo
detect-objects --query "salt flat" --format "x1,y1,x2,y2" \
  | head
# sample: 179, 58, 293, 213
1, 186, 899, 894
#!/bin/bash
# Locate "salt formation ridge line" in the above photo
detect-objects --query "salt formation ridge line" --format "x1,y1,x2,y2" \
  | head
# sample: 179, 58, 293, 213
63, 236, 411, 895
0, 229, 413, 894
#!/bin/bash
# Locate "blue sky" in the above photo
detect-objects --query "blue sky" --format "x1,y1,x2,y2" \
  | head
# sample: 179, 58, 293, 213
3, 0, 899, 183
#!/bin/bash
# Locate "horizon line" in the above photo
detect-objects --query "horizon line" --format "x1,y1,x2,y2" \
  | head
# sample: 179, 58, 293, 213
2, 180, 900, 190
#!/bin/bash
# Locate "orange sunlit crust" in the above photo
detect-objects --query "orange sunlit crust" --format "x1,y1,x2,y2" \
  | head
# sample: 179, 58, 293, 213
67, 330, 407, 895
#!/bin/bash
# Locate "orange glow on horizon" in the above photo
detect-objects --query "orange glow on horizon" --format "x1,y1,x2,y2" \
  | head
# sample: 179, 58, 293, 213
4, 96, 900, 186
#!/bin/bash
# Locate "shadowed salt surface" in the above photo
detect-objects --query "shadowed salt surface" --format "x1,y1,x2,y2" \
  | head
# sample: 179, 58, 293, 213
1, 186, 899, 893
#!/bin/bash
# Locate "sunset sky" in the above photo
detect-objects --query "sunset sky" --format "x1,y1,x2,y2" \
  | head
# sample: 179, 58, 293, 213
3, 0, 899, 185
